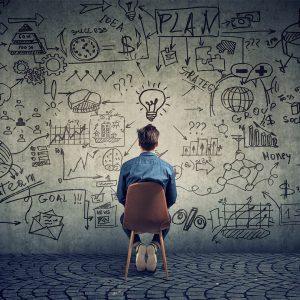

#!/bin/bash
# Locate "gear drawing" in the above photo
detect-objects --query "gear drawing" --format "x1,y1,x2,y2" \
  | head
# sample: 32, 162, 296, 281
13, 60, 29, 74
24, 67, 45, 85
40, 53, 67, 76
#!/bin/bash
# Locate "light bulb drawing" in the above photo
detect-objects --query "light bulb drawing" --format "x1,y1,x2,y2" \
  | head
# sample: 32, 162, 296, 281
118, 0, 139, 21
136, 82, 170, 121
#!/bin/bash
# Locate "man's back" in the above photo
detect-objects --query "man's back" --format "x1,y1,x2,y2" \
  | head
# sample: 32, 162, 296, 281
117, 151, 177, 208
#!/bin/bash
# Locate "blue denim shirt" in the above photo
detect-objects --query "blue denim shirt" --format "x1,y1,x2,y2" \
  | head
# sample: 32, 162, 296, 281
117, 151, 177, 208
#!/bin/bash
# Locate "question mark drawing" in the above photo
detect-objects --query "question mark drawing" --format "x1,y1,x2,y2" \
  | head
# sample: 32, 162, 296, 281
189, 121, 195, 133
126, 74, 133, 87
245, 38, 260, 50
199, 122, 206, 134
119, 77, 126, 87
113, 83, 122, 95
189, 121, 206, 135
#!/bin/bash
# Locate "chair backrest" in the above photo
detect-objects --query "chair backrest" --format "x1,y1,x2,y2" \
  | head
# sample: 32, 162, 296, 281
123, 182, 171, 234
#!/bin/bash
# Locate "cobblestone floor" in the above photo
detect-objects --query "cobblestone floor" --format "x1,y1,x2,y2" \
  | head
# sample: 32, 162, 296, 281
0, 253, 299, 299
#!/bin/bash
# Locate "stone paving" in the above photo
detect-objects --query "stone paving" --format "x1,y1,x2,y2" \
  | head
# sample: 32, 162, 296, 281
0, 253, 299, 299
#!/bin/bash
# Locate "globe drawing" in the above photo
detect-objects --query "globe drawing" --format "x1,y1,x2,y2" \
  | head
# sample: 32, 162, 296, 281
221, 86, 254, 113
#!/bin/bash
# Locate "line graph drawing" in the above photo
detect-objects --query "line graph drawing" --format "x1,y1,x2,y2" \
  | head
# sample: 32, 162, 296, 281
49, 121, 90, 145
57, 148, 102, 181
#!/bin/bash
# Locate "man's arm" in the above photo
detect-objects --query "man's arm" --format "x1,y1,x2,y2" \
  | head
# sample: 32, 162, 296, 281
116, 164, 127, 206
165, 167, 177, 208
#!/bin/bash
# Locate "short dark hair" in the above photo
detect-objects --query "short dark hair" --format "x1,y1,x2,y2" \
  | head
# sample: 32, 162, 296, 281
137, 124, 159, 151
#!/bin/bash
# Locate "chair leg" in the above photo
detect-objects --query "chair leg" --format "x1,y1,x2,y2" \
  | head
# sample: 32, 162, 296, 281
159, 231, 169, 279
125, 230, 135, 281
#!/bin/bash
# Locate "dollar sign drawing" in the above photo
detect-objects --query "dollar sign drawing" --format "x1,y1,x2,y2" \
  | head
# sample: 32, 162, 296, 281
119, 35, 135, 55
279, 179, 295, 199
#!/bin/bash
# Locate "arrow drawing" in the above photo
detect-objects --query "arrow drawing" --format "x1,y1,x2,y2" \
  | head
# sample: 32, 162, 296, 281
10, 78, 24, 89
222, 29, 275, 35
182, 85, 196, 96
184, 106, 203, 112
102, 100, 124, 105
126, 120, 136, 128
155, 149, 168, 158
138, 5, 155, 20
185, 37, 190, 65
170, 37, 176, 50
12, 134, 49, 155
8, 13, 44, 26
0, 221, 21, 225
136, 61, 145, 77
173, 125, 187, 140
138, 14, 149, 58
79, 1, 111, 14
57, 28, 67, 56
124, 138, 138, 156
197, 160, 215, 175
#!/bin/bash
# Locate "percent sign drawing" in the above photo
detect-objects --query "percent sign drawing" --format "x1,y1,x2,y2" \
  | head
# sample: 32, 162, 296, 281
172, 207, 207, 231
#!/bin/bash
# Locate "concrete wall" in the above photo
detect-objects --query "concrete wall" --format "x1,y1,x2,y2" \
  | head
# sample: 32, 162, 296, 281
0, 0, 299, 254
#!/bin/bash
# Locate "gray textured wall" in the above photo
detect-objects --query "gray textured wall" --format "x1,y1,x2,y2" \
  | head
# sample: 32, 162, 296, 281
0, 0, 299, 254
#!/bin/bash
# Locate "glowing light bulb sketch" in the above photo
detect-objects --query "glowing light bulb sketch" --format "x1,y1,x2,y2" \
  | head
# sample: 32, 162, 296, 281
118, 0, 139, 21
136, 82, 170, 121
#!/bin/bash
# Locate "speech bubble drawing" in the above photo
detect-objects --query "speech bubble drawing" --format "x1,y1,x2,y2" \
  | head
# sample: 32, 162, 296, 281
245, 63, 273, 83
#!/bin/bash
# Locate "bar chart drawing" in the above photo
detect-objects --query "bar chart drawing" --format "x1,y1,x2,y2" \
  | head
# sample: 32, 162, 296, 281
209, 197, 274, 243
241, 122, 278, 148
182, 138, 222, 157
90, 113, 125, 148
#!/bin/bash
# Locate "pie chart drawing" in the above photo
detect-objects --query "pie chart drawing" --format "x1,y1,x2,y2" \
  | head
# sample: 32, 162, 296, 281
282, 22, 300, 62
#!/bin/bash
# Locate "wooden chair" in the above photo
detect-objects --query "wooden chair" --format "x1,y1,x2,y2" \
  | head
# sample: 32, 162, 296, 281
123, 182, 171, 280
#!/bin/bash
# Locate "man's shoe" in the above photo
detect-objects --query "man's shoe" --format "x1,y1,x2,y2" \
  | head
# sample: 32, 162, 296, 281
146, 243, 158, 272
135, 243, 146, 271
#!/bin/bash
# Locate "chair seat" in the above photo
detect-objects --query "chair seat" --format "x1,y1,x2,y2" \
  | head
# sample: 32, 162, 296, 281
124, 182, 170, 280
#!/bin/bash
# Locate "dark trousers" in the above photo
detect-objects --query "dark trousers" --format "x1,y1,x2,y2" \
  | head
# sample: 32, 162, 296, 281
120, 213, 170, 245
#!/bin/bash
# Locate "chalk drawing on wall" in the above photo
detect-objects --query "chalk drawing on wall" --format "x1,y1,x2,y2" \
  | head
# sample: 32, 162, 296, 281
209, 197, 274, 243
89, 111, 125, 148
136, 82, 170, 121
29, 209, 64, 240
172, 207, 207, 231
0, 0, 299, 253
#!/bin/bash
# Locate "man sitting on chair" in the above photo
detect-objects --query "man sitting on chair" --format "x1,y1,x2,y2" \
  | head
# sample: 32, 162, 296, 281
117, 124, 177, 272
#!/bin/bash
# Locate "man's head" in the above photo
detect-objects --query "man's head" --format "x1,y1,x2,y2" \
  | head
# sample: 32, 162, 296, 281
137, 124, 159, 151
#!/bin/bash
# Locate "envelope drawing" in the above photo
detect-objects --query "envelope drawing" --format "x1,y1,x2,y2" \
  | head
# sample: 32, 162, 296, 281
29, 209, 64, 240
